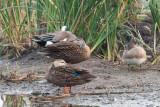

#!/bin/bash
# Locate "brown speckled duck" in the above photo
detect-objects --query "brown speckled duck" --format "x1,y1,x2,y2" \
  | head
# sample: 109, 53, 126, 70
47, 59, 96, 94
38, 37, 91, 64
122, 40, 147, 70
31, 26, 77, 47
31, 26, 91, 64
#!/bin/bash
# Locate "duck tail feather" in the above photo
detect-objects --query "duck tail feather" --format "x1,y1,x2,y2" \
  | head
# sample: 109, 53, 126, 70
78, 74, 97, 81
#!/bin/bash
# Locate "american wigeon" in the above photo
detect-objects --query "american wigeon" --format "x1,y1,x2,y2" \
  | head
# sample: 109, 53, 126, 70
31, 26, 77, 47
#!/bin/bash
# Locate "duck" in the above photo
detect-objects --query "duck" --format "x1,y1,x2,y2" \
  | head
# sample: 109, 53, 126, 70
31, 26, 77, 47
122, 39, 147, 70
38, 37, 91, 64
47, 59, 97, 94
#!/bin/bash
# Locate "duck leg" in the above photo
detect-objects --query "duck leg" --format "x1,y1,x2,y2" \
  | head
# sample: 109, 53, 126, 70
69, 86, 72, 94
62, 86, 71, 97
64, 86, 67, 94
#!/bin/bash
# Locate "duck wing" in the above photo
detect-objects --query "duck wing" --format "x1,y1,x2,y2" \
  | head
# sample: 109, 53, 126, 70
55, 65, 96, 81
48, 65, 96, 86
31, 33, 56, 46
45, 41, 79, 51
32, 33, 56, 41
52, 31, 76, 42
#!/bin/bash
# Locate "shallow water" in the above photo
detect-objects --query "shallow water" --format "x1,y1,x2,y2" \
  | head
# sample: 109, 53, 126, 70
0, 94, 98, 107
1, 93, 160, 107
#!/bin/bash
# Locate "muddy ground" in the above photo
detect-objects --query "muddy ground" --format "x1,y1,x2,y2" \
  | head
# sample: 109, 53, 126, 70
0, 16, 160, 107
0, 49, 160, 107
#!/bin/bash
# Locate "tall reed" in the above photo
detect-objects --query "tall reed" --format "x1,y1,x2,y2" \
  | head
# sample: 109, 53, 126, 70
149, 0, 160, 64
0, 0, 141, 61
0, 0, 37, 57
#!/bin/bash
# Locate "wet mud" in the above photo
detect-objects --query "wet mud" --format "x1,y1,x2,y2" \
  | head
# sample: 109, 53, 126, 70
0, 49, 160, 107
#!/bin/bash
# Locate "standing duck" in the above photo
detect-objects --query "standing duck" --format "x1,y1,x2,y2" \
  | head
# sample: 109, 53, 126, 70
122, 40, 147, 70
39, 37, 91, 64
31, 26, 77, 47
47, 59, 97, 94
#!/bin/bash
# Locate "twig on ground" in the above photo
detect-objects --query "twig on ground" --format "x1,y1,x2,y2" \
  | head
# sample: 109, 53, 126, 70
30, 94, 72, 100
4, 74, 46, 82
29, 90, 151, 100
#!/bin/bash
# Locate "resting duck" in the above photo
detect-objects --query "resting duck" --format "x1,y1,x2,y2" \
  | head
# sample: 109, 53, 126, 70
47, 59, 96, 94
122, 40, 147, 70
31, 26, 77, 47
39, 37, 91, 64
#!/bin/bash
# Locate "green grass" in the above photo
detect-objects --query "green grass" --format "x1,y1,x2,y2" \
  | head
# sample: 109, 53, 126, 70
149, 0, 160, 64
2, 95, 27, 107
0, 0, 144, 61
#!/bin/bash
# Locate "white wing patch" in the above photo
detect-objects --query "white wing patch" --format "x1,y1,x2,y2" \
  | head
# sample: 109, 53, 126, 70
45, 41, 53, 46
61, 38, 68, 41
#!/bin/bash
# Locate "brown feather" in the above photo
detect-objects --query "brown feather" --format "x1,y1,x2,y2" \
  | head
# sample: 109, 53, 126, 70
123, 46, 146, 59
47, 63, 96, 87
52, 31, 76, 42
40, 40, 91, 64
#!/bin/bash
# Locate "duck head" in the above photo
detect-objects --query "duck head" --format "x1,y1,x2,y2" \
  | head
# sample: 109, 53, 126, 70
127, 39, 137, 50
61, 26, 69, 31
52, 59, 67, 67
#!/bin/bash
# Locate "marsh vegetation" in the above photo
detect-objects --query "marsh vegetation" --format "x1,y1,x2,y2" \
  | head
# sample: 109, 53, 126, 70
1, 0, 159, 62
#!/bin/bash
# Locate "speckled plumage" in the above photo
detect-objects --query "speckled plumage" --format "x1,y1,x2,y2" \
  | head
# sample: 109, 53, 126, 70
39, 38, 91, 64
47, 59, 96, 87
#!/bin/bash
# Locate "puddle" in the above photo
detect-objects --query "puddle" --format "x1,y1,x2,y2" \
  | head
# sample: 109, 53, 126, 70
1, 93, 160, 107
0, 94, 98, 107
